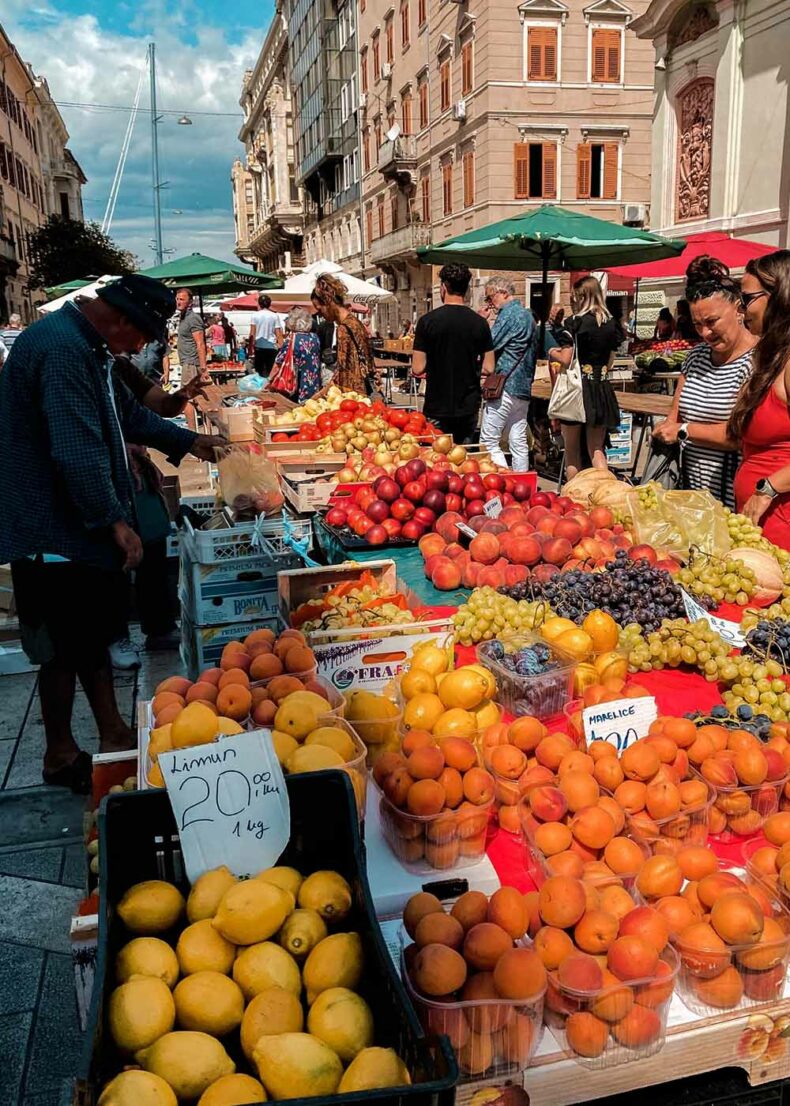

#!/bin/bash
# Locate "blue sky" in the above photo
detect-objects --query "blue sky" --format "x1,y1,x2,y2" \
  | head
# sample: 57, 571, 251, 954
5, 0, 274, 264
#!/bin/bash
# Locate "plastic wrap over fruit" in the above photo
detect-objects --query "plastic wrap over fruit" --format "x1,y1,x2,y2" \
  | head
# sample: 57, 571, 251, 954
624, 483, 730, 560
218, 446, 284, 517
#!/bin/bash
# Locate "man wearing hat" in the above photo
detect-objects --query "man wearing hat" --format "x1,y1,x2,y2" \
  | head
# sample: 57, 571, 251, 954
0, 275, 225, 794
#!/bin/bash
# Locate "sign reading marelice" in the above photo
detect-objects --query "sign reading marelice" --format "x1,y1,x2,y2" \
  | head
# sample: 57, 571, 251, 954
582, 696, 659, 753
159, 730, 290, 882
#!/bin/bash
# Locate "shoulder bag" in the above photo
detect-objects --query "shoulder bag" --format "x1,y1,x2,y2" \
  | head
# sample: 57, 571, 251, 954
482, 372, 508, 401
547, 332, 586, 423
267, 335, 298, 398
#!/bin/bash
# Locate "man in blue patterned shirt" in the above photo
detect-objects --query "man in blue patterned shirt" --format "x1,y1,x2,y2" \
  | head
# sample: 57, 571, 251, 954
0, 275, 224, 793
479, 278, 537, 472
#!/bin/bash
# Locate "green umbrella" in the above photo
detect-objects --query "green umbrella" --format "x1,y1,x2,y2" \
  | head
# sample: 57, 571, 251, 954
44, 278, 92, 299
138, 252, 282, 294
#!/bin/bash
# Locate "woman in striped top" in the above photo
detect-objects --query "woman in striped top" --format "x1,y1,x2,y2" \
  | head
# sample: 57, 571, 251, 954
652, 256, 756, 506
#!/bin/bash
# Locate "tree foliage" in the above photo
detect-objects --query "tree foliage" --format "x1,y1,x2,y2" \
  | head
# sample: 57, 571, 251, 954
27, 216, 137, 290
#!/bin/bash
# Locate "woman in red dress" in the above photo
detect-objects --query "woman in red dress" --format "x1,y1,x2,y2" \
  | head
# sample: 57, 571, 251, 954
730, 251, 790, 549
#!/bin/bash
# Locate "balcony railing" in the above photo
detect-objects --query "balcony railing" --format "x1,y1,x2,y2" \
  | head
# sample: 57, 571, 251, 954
368, 219, 431, 264
377, 135, 417, 184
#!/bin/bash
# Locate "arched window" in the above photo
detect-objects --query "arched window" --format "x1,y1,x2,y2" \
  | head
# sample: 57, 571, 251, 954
675, 77, 714, 221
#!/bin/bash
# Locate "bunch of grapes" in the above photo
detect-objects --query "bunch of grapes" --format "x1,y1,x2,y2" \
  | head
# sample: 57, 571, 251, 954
725, 509, 790, 565
719, 652, 790, 721
677, 550, 757, 607
743, 619, 790, 670
519, 549, 685, 632
627, 618, 730, 679
742, 598, 790, 632
452, 588, 554, 646
618, 622, 646, 654
636, 485, 659, 512
685, 703, 775, 741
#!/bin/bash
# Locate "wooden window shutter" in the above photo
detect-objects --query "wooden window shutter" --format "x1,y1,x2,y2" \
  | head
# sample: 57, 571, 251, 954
391, 192, 399, 229
544, 28, 557, 80
592, 29, 620, 83
577, 144, 591, 199
440, 61, 450, 111
421, 176, 431, 221
514, 143, 529, 199
603, 142, 618, 200
418, 0, 426, 25
463, 151, 474, 206
542, 143, 557, 199
443, 162, 453, 214
402, 95, 412, 135
462, 42, 473, 95
419, 81, 429, 128
363, 129, 370, 172
386, 19, 393, 62
528, 27, 557, 81
366, 207, 374, 242
402, 2, 409, 47
361, 50, 368, 93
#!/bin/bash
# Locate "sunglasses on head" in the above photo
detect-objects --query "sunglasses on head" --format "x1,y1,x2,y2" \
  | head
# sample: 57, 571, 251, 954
741, 290, 769, 308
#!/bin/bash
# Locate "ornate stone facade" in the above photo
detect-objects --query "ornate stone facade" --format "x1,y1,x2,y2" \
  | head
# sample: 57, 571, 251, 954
668, 2, 718, 49
675, 77, 714, 222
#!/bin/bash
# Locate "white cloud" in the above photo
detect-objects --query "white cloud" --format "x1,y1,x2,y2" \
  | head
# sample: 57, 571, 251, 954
8, 8, 266, 265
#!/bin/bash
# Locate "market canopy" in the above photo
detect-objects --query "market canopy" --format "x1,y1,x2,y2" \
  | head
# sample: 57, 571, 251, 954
38, 274, 121, 313
281, 260, 393, 303
137, 252, 281, 294
44, 278, 92, 300
605, 231, 777, 280
417, 204, 685, 272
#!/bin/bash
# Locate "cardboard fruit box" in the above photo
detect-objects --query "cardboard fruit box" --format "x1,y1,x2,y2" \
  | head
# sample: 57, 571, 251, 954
277, 460, 348, 513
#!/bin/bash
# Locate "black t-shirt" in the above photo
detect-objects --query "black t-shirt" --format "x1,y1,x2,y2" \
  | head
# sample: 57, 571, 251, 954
557, 313, 624, 369
413, 305, 494, 418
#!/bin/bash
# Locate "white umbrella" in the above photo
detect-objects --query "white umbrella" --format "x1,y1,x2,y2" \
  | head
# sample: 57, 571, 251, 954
282, 260, 393, 303
38, 275, 120, 313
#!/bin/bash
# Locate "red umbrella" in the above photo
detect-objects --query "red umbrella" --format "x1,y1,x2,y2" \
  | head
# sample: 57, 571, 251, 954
606, 231, 776, 279
223, 292, 259, 309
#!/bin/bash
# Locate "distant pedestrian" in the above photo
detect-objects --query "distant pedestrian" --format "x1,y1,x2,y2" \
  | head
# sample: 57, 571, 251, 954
248, 294, 283, 377
130, 327, 170, 385
208, 315, 227, 360
0, 312, 23, 353
175, 288, 207, 386
479, 277, 536, 471
0, 336, 7, 366
654, 307, 675, 342
268, 307, 322, 403
220, 312, 238, 357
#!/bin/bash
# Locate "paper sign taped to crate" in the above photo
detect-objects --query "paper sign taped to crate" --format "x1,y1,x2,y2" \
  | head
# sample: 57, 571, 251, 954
681, 588, 746, 648
483, 497, 503, 518
159, 730, 290, 882
583, 696, 658, 752
313, 631, 455, 692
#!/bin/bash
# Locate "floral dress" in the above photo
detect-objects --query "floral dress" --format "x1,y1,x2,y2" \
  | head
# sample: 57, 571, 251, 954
272, 332, 322, 402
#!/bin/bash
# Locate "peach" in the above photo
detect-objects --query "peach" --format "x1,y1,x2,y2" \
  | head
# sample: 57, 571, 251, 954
538, 876, 587, 929
571, 806, 616, 850
676, 922, 729, 978
419, 533, 447, 559
559, 771, 600, 813
735, 917, 788, 971
431, 559, 462, 590
487, 886, 528, 940
469, 533, 501, 565
607, 936, 659, 982
451, 891, 489, 933
691, 965, 743, 1009
534, 822, 573, 857
763, 748, 787, 782
611, 1003, 661, 1048
701, 754, 739, 788
619, 907, 669, 953
493, 947, 547, 1000
558, 953, 603, 992
575, 909, 620, 955
534, 926, 575, 970
463, 922, 513, 971
604, 837, 644, 875
461, 973, 513, 1034
635, 855, 683, 900
529, 785, 568, 823
565, 1012, 608, 1057
710, 892, 764, 946
412, 943, 468, 995
404, 892, 443, 937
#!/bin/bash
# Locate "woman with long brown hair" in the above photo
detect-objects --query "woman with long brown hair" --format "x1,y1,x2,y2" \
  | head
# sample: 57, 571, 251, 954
310, 272, 380, 395
729, 250, 790, 547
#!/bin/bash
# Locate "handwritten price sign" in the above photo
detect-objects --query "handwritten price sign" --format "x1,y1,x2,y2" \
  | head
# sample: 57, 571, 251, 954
159, 730, 290, 882
582, 696, 658, 753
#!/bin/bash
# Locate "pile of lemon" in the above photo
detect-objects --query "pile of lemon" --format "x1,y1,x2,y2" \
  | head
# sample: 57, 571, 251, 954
398, 641, 500, 739
100, 866, 410, 1105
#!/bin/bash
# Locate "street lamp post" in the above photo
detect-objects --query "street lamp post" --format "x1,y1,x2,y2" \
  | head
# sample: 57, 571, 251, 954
148, 42, 164, 265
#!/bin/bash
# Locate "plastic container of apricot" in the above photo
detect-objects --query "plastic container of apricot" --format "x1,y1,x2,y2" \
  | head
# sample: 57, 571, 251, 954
543, 945, 679, 1070
305, 715, 368, 819
248, 674, 346, 720
476, 636, 576, 720
623, 773, 716, 856
377, 785, 495, 874
669, 863, 790, 1017
709, 774, 788, 842
345, 701, 404, 768
398, 929, 545, 1081
741, 837, 788, 908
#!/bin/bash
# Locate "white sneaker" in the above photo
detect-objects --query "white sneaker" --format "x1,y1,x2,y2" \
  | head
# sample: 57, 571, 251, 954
110, 637, 141, 669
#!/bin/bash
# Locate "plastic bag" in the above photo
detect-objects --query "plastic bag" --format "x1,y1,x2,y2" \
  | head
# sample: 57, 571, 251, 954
624, 482, 730, 560
237, 372, 267, 393
218, 445, 284, 517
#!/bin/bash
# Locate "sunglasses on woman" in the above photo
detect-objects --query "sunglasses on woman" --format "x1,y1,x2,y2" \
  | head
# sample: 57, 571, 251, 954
741, 290, 769, 308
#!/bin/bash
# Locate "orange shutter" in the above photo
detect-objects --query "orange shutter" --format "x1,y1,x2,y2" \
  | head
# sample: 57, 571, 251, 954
361, 50, 368, 93
542, 143, 557, 199
402, 2, 409, 47
386, 20, 393, 62
366, 207, 374, 242
528, 27, 557, 81
360, 0, 365, 12
442, 162, 453, 214
577, 144, 591, 199
514, 143, 529, 199
419, 81, 428, 128
421, 176, 431, 221
363, 129, 370, 172
463, 151, 474, 207
462, 42, 473, 95
378, 198, 385, 237
391, 192, 399, 229
418, 0, 426, 25
592, 29, 620, 83
402, 95, 412, 134
603, 143, 618, 200
373, 37, 380, 77
440, 61, 450, 111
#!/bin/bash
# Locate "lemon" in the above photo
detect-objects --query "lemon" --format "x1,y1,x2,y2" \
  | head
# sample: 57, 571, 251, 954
541, 616, 578, 643
187, 866, 238, 923
115, 938, 179, 988
274, 692, 331, 739
255, 866, 303, 900
303, 932, 363, 1004
344, 692, 401, 743
177, 920, 236, 976
278, 908, 327, 959
437, 669, 490, 711
215, 718, 245, 736
305, 726, 356, 763
271, 731, 299, 765
297, 870, 352, 922
286, 745, 345, 773
136, 1032, 235, 1101
432, 708, 477, 740
307, 987, 374, 1061
109, 977, 175, 1053
212, 880, 293, 945
339, 1047, 411, 1092
117, 880, 185, 934
174, 971, 244, 1036
240, 987, 304, 1061
410, 641, 450, 676
403, 693, 444, 733
253, 1033, 342, 1100
233, 941, 301, 1000
171, 702, 218, 749
471, 700, 501, 730
396, 670, 436, 701
148, 724, 173, 755
147, 762, 165, 788
463, 663, 497, 700
98, 1069, 177, 1106
197, 1074, 267, 1106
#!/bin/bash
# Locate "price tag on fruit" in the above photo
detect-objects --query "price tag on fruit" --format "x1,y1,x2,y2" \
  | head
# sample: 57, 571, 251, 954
582, 696, 658, 752
681, 589, 746, 648
159, 730, 290, 882
483, 497, 503, 518
457, 521, 477, 539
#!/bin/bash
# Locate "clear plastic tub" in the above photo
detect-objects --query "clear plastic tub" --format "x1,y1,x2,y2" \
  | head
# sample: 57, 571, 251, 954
250, 665, 319, 689
742, 837, 786, 906
378, 786, 494, 874
304, 715, 368, 819
249, 674, 345, 719
670, 862, 790, 1016
476, 635, 576, 720
344, 698, 404, 769
624, 775, 716, 856
544, 946, 679, 1069
710, 775, 788, 842
399, 929, 545, 1080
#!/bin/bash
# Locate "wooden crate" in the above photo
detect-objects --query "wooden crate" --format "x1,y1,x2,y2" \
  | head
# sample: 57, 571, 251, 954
277, 460, 348, 513
278, 560, 399, 627
208, 407, 255, 442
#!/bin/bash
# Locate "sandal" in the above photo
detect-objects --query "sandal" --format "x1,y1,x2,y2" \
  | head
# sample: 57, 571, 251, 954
42, 750, 93, 795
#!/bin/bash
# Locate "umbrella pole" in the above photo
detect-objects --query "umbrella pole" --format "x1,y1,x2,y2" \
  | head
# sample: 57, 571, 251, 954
539, 243, 549, 353
198, 291, 205, 317
633, 278, 639, 336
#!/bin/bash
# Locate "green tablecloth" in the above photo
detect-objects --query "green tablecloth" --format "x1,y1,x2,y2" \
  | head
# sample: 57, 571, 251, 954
313, 519, 471, 609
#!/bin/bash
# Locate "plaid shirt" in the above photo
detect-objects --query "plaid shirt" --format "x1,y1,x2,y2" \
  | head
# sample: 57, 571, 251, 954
0, 303, 196, 570
490, 298, 537, 400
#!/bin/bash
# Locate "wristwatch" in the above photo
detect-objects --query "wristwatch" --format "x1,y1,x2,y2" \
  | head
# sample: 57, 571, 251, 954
677, 423, 690, 443
756, 478, 780, 499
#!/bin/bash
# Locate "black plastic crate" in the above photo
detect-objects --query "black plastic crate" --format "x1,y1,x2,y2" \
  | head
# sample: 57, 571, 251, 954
75, 771, 457, 1106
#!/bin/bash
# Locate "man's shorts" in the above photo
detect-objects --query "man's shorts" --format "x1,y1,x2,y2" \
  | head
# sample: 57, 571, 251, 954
11, 558, 125, 666
180, 362, 199, 385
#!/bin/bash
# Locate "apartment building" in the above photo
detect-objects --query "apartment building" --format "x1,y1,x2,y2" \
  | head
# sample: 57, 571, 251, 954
234, 2, 305, 274
358, 0, 655, 327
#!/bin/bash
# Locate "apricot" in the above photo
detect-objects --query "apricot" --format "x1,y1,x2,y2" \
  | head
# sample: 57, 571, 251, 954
676, 845, 718, 882
598, 796, 626, 836
734, 746, 768, 786
645, 735, 678, 764
383, 768, 415, 807
575, 910, 620, 955
216, 683, 252, 721
404, 892, 443, 938
559, 750, 595, 776
442, 736, 477, 773
463, 767, 495, 806
559, 772, 600, 814
571, 806, 616, 850
599, 885, 637, 922
406, 779, 446, 816
152, 691, 185, 715
594, 758, 625, 791
735, 917, 788, 970
517, 765, 555, 797
635, 855, 683, 901
402, 729, 436, 755
415, 911, 464, 950
426, 1004, 470, 1049
604, 837, 644, 875
493, 947, 547, 1000
267, 675, 307, 702
534, 732, 575, 771
250, 687, 270, 708
729, 809, 765, 835
451, 891, 489, 933
716, 789, 751, 817
498, 805, 522, 833
499, 1013, 535, 1065
655, 895, 700, 939
747, 881, 775, 919
426, 810, 460, 845
710, 892, 764, 946
508, 716, 547, 753
463, 923, 512, 971
546, 851, 585, 879
412, 943, 468, 995
677, 922, 730, 978
645, 780, 681, 820
487, 886, 528, 940
538, 876, 587, 929
283, 644, 316, 674
697, 872, 746, 910
765, 812, 790, 847
426, 837, 461, 869
690, 965, 743, 1009
249, 653, 283, 680
621, 742, 661, 782
614, 781, 647, 815
373, 751, 407, 788
457, 1031, 493, 1076
748, 846, 779, 878
457, 801, 489, 840
251, 699, 277, 727
534, 926, 575, 970
619, 907, 669, 953
490, 745, 527, 781
558, 952, 603, 992
461, 973, 513, 1034
607, 936, 659, 982
708, 808, 728, 834
155, 675, 191, 697
660, 717, 698, 748
523, 891, 541, 938
687, 733, 716, 766
407, 746, 446, 781
565, 1011, 608, 1058
634, 958, 675, 1008
220, 650, 250, 673
697, 723, 730, 751
534, 822, 573, 857
611, 1003, 661, 1048
588, 968, 634, 1023
530, 785, 568, 824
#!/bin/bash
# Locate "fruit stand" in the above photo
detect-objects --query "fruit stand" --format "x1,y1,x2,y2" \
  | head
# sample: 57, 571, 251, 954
78, 382, 790, 1106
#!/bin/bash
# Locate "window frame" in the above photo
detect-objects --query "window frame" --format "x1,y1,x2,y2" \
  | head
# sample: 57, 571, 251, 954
576, 140, 620, 201
361, 47, 369, 94
439, 58, 451, 114
377, 193, 386, 238
462, 148, 475, 208
514, 141, 558, 201
401, 0, 410, 49
418, 0, 426, 29
525, 23, 560, 83
418, 77, 429, 130
442, 160, 453, 216
402, 91, 413, 135
461, 40, 473, 97
385, 17, 394, 63
588, 24, 623, 86
421, 173, 431, 222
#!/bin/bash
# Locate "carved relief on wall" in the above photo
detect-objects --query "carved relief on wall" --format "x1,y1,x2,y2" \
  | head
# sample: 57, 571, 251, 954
669, 3, 719, 50
676, 77, 714, 222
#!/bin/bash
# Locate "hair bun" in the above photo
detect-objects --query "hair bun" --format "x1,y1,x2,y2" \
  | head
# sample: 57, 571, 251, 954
686, 254, 731, 288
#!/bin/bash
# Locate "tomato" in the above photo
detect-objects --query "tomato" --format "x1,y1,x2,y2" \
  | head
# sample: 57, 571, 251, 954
272, 432, 291, 442
316, 413, 334, 434
340, 399, 359, 412
389, 410, 410, 429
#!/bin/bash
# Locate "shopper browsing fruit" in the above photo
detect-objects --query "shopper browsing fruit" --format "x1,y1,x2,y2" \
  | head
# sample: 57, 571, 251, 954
311, 273, 379, 396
